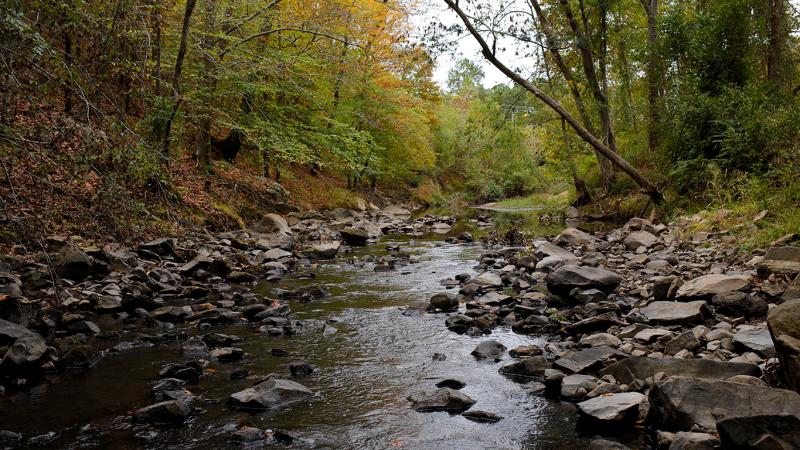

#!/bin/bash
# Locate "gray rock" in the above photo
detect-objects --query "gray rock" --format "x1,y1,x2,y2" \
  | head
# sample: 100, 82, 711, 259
664, 331, 701, 356
589, 438, 631, 450
560, 374, 598, 400
668, 432, 718, 450
133, 399, 193, 424
138, 238, 176, 257
430, 293, 459, 312
649, 377, 800, 431
579, 333, 621, 348
675, 274, 751, 299
340, 227, 370, 246
547, 266, 623, 296
471, 340, 507, 359
640, 301, 709, 325
600, 357, 761, 385
229, 378, 313, 410
732, 328, 775, 358
555, 228, 597, 246
461, 410, 503, 423
0, 319, 48, 372
717, 414, 800, 450
712, 291, 767, 318
624, 231, 658, 250
54, 245, 93, 281
653, 276, 683, 302
254, 213, 293, 235
472, 272, 503, 287
578, 392, 649, 424
407, 388, 475, 412
767, 299, 800, 391
758, 246, 800, 277
498, 356, 549, 379
553, 346, 624, 374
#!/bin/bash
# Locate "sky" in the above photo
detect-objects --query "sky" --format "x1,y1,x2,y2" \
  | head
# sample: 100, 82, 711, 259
410, 0, 530, 89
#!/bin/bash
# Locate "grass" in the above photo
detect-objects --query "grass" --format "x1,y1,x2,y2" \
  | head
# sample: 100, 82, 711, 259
491, 190, 572, 210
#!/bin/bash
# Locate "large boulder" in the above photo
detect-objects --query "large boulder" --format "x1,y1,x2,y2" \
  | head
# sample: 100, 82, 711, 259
624, 231, 658, 250
767, 299, 800, 391
639, 301, 709, 325
407, 388, 475, 412
600, 357, 761, 385
578, 392, 650, 425
0, 318, 48, 372
471, 340, 506, 359
649, 377, 800, 431
430, 293, 458, 312
758, 246, 800, 277
675, 274, 751, 299
254, 213, 293, 235
717, 414, 800, 450
547, 266, 623, 296
712, 291, 767, 318
54, 245, 93, 281
340, 227, 370, 246
229, 378, 313, 410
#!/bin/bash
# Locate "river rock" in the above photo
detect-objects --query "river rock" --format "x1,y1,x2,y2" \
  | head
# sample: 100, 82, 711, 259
436, 379, 466, 389
0, 319, 48, 372
254, 213, 293, 235
716, 414, 800, 450
229, 378, 313, 410
649, 377, 800, 431
498, 356, 549, 379
624, 231, 658, 250
430, 293, 458, 312
767, 299, 800, 391
263, 248, 291, 260
578, 392, 649, 425
560, 374, 598, 400
133, 399, 193, 424
675, 274, 751, 299
60, 345, 101, 369
304, 241, 340, 259
340, 227, 370, 246
669, 432, 719, 450
472, 272, 503, 287
732, 328, 774, 358
639, 301, 709, 324
462, 410, 503, 423
664, 331, 701, 356
547, 266, 622, 296
407, 387, 475, 412
712, 291, 767, 318
600, 357, 760, 385
445, 314, 474, 333
54, 245, 93, 281
579, 333, 621, 348
553, 346, 623, 374
138, 238, 176, 257
555, 228, 597, 246
758, 246, 800, 277
471, 340, 506, 359
589, 439, 631, 450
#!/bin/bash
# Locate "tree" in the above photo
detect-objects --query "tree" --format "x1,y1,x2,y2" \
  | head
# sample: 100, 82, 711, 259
442, 0, 663, 202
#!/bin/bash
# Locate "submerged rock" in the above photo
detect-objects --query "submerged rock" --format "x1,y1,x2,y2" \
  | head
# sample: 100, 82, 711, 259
407, 388, 475, 413
462, 410, 503, 423
228, 378, 313, 410
471, 340, 506, 360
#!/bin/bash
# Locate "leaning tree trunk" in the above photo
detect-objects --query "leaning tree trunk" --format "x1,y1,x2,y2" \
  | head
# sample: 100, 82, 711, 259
444, 0, 663, 203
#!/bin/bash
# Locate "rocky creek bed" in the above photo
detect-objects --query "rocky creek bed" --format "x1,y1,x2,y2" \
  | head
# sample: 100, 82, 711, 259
1, 206, 799, 449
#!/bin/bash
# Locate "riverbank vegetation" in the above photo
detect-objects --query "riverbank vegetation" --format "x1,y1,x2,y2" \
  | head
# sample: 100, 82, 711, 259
1, 0, 799, 249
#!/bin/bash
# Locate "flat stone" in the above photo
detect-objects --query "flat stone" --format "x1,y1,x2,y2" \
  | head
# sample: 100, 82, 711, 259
758, 246, 800, 277
471, 340, 507, 359
578, 392, 649, 424
407, 388, 475, 412
640, 301, 709, 325
634, 328, 673, 343
461, 410, 503, 423
133, 399, 193, 424
732, 328, 775, 358
675, 274, 751, 298
580, 333, 621, 348
555, 228, 597, 246
600, 357, 761, 385
624, 231, 658, 250
768, 299, 800, 391
553, 346, 624, 374
717, 414, 800, 450
229, 378, 313, 410
472, 272, 503, 287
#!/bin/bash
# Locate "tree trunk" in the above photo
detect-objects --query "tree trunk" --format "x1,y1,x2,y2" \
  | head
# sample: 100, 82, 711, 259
560, 0, 615, 188
161, 0, 198, 164
766, 0, 788, 86
152, 0, 162, 96
641, 0, 662, 152
63, 31, 73, 114
195, 0, 217, 172
444, 0, 663, 203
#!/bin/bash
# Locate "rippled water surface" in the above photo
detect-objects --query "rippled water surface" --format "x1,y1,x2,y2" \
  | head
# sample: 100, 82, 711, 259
0, 233, 593, 449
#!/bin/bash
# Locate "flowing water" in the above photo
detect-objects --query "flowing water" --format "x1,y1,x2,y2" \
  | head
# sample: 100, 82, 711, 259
0, 230, 593, 449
